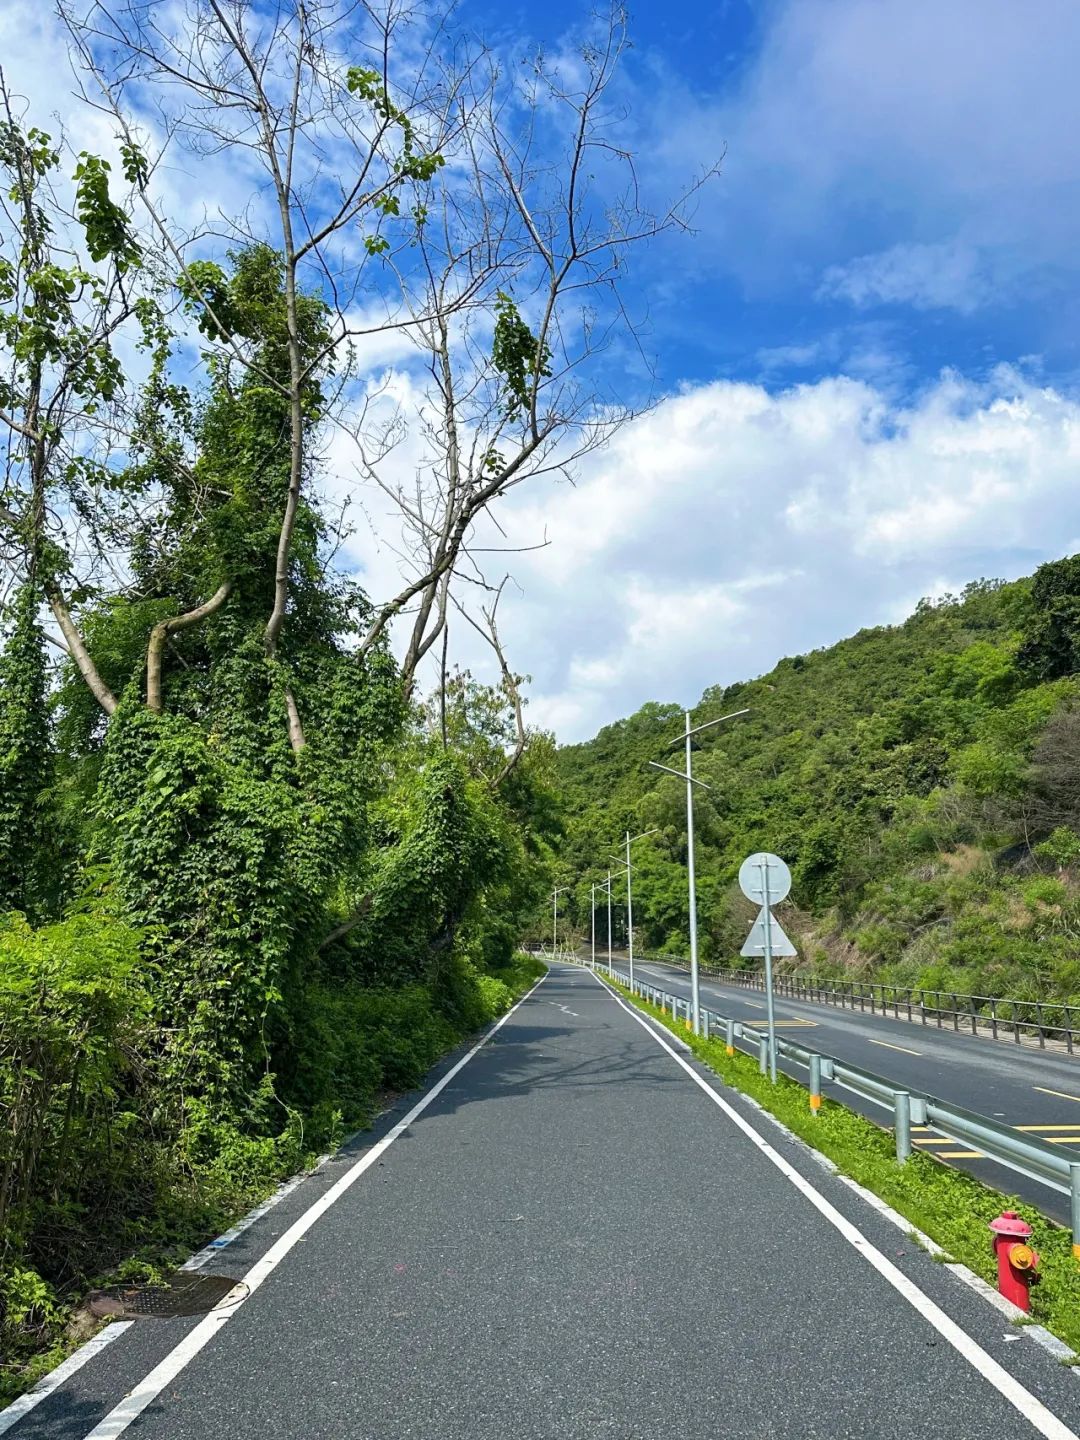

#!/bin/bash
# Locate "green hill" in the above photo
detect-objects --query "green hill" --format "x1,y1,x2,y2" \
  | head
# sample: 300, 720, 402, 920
551, 556, 1080, 1002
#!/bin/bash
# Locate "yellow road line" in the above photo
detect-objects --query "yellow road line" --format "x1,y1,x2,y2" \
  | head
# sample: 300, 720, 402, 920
937, 1150, 984, 1159
1045, 1137, 1080, 1145
867, 1037, 922, 1056
1034, 1085, 1080, 1104
912, 1136, 955, 1146
1015, 1124, 1080, 1131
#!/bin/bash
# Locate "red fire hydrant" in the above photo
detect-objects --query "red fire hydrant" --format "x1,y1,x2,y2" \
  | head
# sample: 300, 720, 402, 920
990, 1211, 1039, 1312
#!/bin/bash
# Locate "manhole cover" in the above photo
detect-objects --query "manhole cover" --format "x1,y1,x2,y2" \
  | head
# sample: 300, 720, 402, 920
88, 1272, 244, 1319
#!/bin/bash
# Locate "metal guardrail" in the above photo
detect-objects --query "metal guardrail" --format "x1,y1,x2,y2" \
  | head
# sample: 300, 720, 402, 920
711, 968, 1080, 1053
574, 958, 1080, 1250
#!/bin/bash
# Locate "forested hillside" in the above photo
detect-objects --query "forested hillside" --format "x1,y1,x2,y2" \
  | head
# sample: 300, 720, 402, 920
552, 559, 1080, 1002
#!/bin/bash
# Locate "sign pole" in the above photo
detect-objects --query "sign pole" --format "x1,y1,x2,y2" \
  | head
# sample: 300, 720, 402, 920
760, 858, 778, 1081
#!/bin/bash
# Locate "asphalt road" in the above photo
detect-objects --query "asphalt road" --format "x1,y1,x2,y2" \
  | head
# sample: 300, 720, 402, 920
607, 955, 1080, 1219
17, 964, 1080, 1440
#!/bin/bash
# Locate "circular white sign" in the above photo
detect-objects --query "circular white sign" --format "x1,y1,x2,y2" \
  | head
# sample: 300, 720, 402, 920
738, 852, 791, 905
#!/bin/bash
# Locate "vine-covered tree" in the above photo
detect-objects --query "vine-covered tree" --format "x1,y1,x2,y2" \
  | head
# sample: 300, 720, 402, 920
0, 3, 715, 1397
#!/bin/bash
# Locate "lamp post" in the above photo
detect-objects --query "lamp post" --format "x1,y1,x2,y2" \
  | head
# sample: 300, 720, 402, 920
603, 872, 614, 976
552, 884, 569, 962
648, 708, 749, 1034
610, 828, 658, 994
590, 883, 597, 970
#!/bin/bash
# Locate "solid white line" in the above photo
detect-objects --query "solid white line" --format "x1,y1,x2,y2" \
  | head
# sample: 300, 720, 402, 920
0, 1137, 334, 1432
0, 1323, 135, 1437
591, 972, 1079, 1440
71, 972, 549, 1440
180, 1160, 329, 1272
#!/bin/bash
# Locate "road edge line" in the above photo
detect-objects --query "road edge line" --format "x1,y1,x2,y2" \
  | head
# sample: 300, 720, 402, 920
589, 968, 1080, 1440
603, 965, 1080, 1369
0, 1324, 136, 1439
53, 969, 550, 1440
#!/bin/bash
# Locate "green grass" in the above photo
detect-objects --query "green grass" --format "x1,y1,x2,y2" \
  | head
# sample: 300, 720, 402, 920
609, 976, 1080, 1353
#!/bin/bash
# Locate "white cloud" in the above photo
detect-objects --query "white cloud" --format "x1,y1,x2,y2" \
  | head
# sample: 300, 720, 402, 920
818, 242, 989, 314
348, 365, 1080, 742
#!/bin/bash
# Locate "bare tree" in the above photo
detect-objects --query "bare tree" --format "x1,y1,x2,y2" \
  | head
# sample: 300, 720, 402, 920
452, 578, 526, 789
58, 0, 718, 745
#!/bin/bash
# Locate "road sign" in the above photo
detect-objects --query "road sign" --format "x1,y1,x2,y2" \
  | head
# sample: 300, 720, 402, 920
738, 852, 791, 905
740, 906, 797, 957
738, 849, 793, 1085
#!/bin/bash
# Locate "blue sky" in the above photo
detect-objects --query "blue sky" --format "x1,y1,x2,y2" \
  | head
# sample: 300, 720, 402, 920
508, 0, 1080, 401
462, 0, 1080, 739
6, 0, 1080, 741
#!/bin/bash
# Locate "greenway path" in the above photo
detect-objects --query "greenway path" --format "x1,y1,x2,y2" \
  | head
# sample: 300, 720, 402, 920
19, 965, 1080, 1440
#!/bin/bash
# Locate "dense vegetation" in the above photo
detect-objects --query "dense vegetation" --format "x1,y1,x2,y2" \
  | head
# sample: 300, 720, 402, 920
552, 561, 1080, 1002
0, 229, 553, 1397
0, 0, 695, 1400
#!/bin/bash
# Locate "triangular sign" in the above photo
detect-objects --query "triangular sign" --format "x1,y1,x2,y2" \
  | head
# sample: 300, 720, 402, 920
740, 906, 797, 957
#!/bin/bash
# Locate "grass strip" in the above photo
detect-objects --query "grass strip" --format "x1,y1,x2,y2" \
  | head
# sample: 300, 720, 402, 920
609, 975, 1080, 1356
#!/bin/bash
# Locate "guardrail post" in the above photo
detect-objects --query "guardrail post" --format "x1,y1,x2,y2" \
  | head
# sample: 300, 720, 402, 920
758, 1035, 768, 1074
809, 1053, 822, 1116
703, 1011, 711, 1040
1071, 1164, 1080, 1261
725, 1017, 735, 1057
894, 1092, 912, 1163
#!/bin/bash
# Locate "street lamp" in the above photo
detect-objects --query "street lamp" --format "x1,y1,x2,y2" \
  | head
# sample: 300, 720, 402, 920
598, 872, 614, 976
609, 828, 658, 994
589, 882, 598, 970
648, 707, 749, 1034
552, 884, 569, 962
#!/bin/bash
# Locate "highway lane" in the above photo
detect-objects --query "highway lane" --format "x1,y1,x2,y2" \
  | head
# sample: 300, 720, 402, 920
19, 964, 1080, 1440
606, 956, 1080, 1219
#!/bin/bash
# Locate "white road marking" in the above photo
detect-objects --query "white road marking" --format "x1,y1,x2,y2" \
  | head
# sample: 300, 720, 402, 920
592, 972, 1080, 1440
180, 1161, 328, 1272
70, 972, 550, 1440
0, 1323, 135, 1437
0, 1139, 336, 1433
